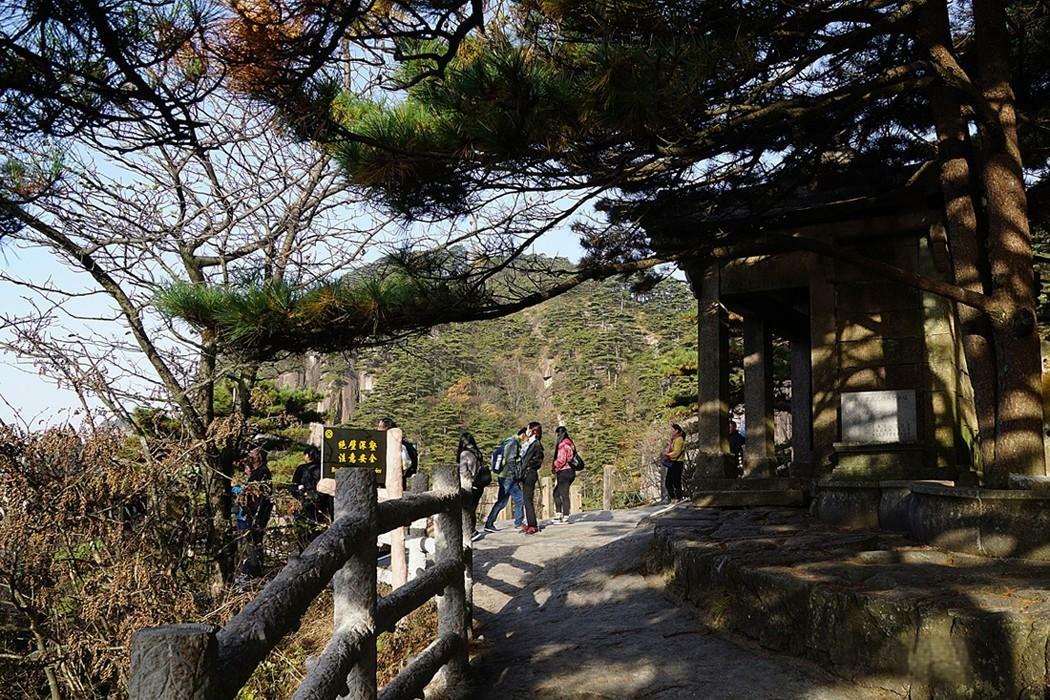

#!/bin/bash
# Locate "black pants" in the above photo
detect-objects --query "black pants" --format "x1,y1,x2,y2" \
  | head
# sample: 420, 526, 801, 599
665, 461, 684, 500
522, 469, 539, 528
470, 486, 485, 532
554, 469, 575, 515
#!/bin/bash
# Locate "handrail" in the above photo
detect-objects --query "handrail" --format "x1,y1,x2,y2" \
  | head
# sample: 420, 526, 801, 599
129, 463, 473, 700
215, 513, 371, 690
376, 634, 463, 700
377, 490, 459, 534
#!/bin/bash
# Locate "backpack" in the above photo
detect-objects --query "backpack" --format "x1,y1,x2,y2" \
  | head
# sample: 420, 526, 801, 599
473, 464, 493, 489
402, 440, 419, 479
491, 437, 518, 476
569, 445, 586, 471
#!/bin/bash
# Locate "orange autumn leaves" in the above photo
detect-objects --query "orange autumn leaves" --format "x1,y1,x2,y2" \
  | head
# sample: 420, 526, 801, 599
220, 0, 307, 97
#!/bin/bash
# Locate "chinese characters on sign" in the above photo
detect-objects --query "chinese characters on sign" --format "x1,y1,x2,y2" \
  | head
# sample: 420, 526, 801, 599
321, 426, 388, 482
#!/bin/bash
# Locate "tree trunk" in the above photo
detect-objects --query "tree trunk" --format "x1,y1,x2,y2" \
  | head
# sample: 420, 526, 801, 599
918, 0, 998, 477
205, 445, 237, 589
929, 88, 999, 478
973, 0, 1047, 485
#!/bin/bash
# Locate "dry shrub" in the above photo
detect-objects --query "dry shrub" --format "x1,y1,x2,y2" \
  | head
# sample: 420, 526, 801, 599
239, 587, 439, 698
0, 425, 233, 698
0, 425, 446, 699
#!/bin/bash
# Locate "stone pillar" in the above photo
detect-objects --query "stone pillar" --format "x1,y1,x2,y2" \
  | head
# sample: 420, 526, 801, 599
694, 261, 733, 478
790, 337, 814, 477
810, 264, 839, 475
743, 316, 776, 477
384, 428, 407, 589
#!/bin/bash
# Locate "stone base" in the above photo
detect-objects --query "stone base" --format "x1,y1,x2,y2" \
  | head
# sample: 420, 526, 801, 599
690, 453, 740, 481
811, 479, 1050, 561
910, 482, 1050, 560
649, 508, 1050, 698
693, 490, 806, 508
691, 477, 808, 508
787, 460, 812, 479
831, 442, 924, 480
742, 457, 777, 479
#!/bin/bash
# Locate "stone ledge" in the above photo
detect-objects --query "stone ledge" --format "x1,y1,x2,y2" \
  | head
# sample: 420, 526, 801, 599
648, 508, 1050, 699
692, 490, 806, 508
911, 480, 1050, 500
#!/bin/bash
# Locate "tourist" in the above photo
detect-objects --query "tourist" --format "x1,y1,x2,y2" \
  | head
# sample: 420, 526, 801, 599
238, 446, 273, 581
519, 421, 544, 534
728, 420, 746, 478
661, 424, 686, 503
290, 445, 331, 549
457, 432, 487, 541
550, 426, 577, 524
484, 427, 527, 533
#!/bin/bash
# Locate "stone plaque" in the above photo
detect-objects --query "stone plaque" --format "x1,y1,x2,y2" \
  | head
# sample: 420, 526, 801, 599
841, 390, 917, 444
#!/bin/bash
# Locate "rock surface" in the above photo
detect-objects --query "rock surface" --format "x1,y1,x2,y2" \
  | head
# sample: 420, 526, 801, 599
649, 507, 1050, 699
469, 506, 898, 699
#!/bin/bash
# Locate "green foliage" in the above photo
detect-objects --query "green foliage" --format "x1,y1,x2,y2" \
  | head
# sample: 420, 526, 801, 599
349, 275, 696, 481
154, 263, 491, 360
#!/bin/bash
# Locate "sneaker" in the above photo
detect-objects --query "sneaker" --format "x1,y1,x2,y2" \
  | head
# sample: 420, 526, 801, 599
549, 517, 567, 525
470, 530, 484, 542
483, 525, 499, 533
523, 526, 538, 535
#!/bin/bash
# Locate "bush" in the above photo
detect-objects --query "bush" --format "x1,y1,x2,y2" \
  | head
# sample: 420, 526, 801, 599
0, 426, 237, 698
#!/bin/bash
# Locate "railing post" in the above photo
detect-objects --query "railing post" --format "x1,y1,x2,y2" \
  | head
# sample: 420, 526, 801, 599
460, 473, 474, 637
603, 465, 615, 511
407, 472, 429, 580
569, 481, 583, 514
432, 464, 469, 691
541, 476, 554, 520
384, 428, 408, 589
334, 465, 378, 700
128, 623, 218, 699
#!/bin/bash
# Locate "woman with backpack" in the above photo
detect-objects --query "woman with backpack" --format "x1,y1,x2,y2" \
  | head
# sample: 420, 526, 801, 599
551, 426, 577, 524
457, 432, 489, 541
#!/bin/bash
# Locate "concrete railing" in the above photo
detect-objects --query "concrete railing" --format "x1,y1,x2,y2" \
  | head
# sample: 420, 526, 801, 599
128, 463, 472, 700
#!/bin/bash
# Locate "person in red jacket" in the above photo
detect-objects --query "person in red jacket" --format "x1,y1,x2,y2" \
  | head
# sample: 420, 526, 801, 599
551, 426, 577, 525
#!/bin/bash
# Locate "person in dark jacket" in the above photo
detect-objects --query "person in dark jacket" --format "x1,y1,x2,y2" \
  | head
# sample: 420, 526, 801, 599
518, 421, 544, 534
728, 420, 746, 478
291, 445, 332, 549
238, 447, 273, 579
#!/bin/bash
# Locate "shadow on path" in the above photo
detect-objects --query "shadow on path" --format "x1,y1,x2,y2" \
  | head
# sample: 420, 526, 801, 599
469, 507, 899, 700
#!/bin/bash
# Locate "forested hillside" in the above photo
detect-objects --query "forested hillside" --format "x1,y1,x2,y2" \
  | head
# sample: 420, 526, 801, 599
341, 271, 698, 505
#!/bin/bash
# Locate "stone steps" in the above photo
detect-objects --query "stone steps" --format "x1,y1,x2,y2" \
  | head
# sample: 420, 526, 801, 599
648, 508, 1050, 699
692, 489, 807, 508
693, 477, 808, 491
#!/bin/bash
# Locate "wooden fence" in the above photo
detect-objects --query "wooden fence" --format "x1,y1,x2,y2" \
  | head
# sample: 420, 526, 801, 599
477, 465, 620, 520
128, 462, 473, 700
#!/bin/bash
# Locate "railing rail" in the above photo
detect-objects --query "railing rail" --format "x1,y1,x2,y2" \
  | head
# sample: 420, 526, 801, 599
129, 462, 472, 700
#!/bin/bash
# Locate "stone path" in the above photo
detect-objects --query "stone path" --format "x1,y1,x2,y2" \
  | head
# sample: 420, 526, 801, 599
469, 506, 899, 699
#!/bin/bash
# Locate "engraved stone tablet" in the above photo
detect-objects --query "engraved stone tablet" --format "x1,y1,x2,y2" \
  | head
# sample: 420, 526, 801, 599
841, 390, 917, 444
